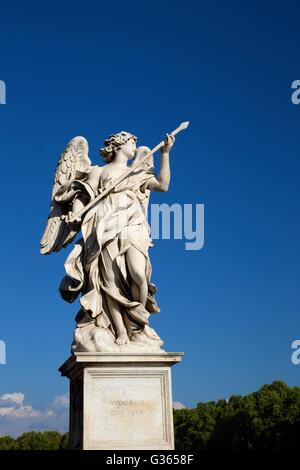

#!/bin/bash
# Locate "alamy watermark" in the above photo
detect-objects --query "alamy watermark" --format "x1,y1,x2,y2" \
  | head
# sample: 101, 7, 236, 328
291, 340, 300, 365
0, 340, 6, 364
100, 195, 205, 251
0, 80, 6, 104
149, 203, 204, 250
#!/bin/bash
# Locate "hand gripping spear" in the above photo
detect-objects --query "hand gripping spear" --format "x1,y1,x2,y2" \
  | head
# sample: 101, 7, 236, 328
68, 121, 189, 223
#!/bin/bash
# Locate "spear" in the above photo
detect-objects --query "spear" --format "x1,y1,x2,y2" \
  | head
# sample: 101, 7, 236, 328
68, 121, 189, 223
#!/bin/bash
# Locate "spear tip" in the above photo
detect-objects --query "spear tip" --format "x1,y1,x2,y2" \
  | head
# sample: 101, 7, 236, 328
180, 121, 190, 129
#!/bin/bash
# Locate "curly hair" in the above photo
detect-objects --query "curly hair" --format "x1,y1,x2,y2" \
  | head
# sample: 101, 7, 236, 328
99, 131, 137, 163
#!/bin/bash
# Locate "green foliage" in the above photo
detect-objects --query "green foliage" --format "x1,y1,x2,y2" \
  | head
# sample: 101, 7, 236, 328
0, 432, 69, 450
174, 380, 300, 450
0, 435, 17, 450
59, 432, 69, 450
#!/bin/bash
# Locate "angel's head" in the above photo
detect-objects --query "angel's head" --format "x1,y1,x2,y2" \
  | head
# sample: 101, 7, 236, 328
100, 131, 137, 163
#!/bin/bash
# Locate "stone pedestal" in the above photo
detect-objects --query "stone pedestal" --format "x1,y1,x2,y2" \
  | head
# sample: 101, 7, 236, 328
59, 352, 183, 450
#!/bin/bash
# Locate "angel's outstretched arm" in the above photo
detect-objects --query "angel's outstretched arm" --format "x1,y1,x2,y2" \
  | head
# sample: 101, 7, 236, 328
147, 134, 174, 192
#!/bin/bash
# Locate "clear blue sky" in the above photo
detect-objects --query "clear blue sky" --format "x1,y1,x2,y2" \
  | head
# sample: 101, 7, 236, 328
0, 0, 300, 433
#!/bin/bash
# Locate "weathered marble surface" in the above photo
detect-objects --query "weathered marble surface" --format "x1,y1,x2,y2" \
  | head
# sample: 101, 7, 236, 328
60, 352, 183, 450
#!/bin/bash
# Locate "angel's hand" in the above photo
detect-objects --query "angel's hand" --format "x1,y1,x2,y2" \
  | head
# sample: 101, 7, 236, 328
61, 212, 82, 225
161, 133, 175, 154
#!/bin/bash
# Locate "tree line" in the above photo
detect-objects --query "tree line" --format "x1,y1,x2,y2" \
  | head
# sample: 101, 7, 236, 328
174, 380, 300, 450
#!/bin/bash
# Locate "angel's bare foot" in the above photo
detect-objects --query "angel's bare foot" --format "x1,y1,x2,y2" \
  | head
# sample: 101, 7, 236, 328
116, 330, 130, 346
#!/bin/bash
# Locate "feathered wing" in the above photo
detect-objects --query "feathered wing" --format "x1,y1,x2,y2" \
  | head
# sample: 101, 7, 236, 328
40, 136, 92, 255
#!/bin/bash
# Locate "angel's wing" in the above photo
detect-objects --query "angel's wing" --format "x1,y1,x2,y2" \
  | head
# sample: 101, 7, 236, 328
40, 136, 92, 255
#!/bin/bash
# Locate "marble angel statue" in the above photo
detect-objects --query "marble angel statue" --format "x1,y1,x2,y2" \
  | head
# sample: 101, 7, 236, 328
40, 123, 188, 352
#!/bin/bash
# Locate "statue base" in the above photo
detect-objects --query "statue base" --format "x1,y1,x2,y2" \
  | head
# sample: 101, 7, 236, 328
59, 352, 183, 450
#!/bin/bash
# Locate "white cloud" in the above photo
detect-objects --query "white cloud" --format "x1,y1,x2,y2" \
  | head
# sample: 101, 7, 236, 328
173, 401, 186, 410
0, 392, 68, 437
53, 393, 69, 409
0, 393, 25, 406
0, 405, 42, 419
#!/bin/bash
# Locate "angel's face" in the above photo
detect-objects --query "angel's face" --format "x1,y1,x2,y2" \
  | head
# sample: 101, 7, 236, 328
121, 138, 136, 160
